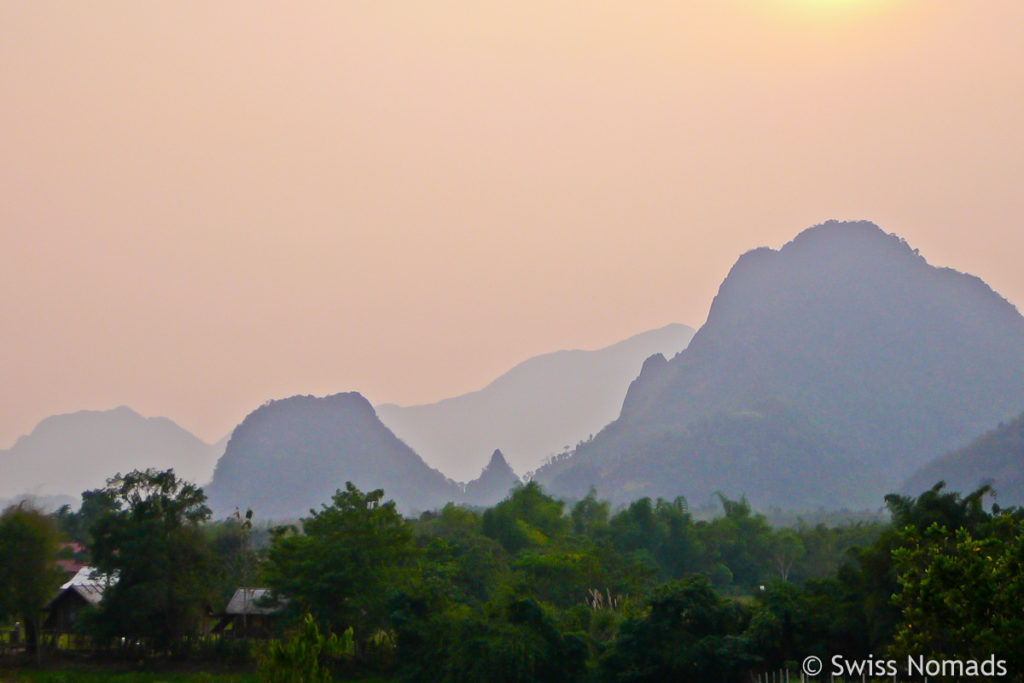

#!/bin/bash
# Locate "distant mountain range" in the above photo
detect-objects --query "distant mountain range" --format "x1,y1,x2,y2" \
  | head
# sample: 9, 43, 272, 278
0, 324, 690, 512
0, 406, 225, 500
9, 222, 1024, 516
376, 323, 694, 479
534, 221, 1024, 509
205, 393, 499, 519
903, 411, 1024, 506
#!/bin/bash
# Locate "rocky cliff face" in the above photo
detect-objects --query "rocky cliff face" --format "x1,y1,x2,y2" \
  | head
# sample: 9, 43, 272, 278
535, 221, 1024, 508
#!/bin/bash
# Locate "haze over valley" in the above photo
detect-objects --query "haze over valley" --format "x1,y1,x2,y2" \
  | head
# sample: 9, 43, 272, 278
0, 324, 693, 506
375, 323, 694, 480
4, 0, 1024, 519
5, 4, 1024, 678
5, 221, 1024, 518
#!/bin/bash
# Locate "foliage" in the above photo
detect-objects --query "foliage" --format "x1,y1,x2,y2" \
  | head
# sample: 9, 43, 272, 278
0, 503, 63, 656
53, 488, 118, 550
416, 504, 509, 606
569, 487, 609, 537
87, 468, 216, 651
830, 481, 999, 653
391, 596, 586, 683
258, 613, 354, 683
207, 511, 261, 607
599, 576, 755, 683
263, 482, 417, 648
482, 482, 568, 554
891, 516, 1024, 672
745, 580, 843, 671
0, 672, 259, 683
8, 463, 1021, 681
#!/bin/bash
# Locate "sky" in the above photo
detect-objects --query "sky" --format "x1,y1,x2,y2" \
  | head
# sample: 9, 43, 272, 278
2, 0, 1023, 447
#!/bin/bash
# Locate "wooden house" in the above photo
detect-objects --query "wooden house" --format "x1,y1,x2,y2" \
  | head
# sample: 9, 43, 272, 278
43, 567, 111, 644
211, 588, 284, 639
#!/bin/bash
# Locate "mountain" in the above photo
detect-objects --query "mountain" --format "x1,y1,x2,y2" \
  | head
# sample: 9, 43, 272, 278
0, 406, 223, 500
205, 393, 461, 519
462, 450, 521, 508
903, 412, 1024, 506
542, 401, 865, 510
376, 323, 695, 480
534, 221, 1024, 509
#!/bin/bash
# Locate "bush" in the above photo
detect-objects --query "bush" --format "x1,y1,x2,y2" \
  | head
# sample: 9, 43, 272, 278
257, 614, 353, 683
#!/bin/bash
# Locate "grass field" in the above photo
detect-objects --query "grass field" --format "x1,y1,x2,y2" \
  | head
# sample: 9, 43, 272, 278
0, 672, 257, 683
0, 670, 392, 683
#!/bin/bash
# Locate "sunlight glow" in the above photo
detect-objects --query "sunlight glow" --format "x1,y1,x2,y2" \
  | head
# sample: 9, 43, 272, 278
767, 0, 893, 21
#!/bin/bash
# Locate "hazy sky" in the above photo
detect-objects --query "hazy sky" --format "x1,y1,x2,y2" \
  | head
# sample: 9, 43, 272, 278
2, 1, 1022, 447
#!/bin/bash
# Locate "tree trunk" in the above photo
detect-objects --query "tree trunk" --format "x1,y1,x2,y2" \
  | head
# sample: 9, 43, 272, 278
24, 615, 41, 665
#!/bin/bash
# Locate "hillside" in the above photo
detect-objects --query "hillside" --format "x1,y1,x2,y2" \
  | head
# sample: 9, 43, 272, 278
0, 406, 223, 500
903, 412, 1024, 506
205, 393, 461, 518
376, 323, 694, 479
534, 221, 1024, 508
462, 449, 521, 507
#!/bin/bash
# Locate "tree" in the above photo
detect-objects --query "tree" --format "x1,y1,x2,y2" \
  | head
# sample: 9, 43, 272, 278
414, 504, 509, 606
891, 517, 1024, 672
264, 482, 418, 649
599, 576, 755, 683
699, 494, 772, 591
481, 482, 568, 554
570, 487, 609, 537
832, 482, 998, 654
0, 504, 63, 658
608, 498, 662, 557
88, 468, 216, 651
392, 596, 587, 683
208, 508, 260, 608
53, 487, 118, 549
769, 530, 804, 582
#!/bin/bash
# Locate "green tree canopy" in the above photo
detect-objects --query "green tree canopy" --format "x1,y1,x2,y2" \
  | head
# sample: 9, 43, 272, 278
0, 503, 63, 656
264, 482, 418, 644
88, 468, 215, 651
600, 575, 755, 683
892, 516, 1024, 672
482, 482, 568, 554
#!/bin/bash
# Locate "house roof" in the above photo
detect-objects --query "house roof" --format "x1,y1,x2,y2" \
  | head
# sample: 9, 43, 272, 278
61, 566, 114, 589
45, 566, 115, 610
224, 588, 283, 616
46, 580, 106, 610
64, 582, 105, 607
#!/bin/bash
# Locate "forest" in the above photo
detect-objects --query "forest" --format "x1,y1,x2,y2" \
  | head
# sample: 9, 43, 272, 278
1, 469, 1021, 682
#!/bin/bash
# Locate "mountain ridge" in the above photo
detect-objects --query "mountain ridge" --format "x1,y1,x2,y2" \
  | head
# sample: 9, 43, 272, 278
462, 449, 521, 507
0, 406, 223, 500
902, 412, 1024, 506
205, 392, 462, 519
376, 323, 695, 479
534, 220, 1024, 508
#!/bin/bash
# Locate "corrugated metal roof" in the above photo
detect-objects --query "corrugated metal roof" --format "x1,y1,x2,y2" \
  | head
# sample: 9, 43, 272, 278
224, 588, 282, 616
47, 579, 107, 610
46, 566, 115, 609
67, 582, 105, 606
61, 566, 115, 589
